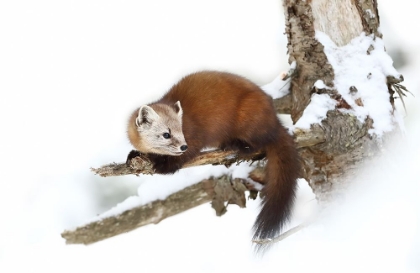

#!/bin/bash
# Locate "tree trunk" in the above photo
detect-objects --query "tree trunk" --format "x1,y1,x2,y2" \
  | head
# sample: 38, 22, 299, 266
284, 0, 403, 201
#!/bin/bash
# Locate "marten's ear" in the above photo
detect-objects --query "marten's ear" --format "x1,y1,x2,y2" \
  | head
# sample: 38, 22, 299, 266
136, 105, 160, 127
174, 101, 183, 118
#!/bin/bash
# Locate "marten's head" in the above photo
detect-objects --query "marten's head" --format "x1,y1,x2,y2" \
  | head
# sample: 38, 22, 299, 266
128, 101, 188, 156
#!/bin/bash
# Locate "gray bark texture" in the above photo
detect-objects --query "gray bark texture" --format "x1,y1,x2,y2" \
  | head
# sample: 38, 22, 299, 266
62, 176, 251, 245
283, 0, 403, 202
61, 0, 406, 245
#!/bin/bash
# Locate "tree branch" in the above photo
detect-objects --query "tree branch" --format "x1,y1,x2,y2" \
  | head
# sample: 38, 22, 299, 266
91, 127, 325, 178
62, 176, 253, 245
273, 93, 292, 114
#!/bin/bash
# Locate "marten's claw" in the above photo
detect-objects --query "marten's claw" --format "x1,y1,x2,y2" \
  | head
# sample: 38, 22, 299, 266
126, 150, 141, 165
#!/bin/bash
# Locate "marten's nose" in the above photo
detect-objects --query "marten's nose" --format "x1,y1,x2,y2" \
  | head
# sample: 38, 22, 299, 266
180, 145, 188, 151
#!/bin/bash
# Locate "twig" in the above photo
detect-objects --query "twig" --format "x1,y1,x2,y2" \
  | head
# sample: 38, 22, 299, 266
252, 222, 311, 246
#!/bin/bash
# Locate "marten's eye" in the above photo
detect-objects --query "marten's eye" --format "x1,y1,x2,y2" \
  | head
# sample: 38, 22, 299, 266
163, 132, 171, 139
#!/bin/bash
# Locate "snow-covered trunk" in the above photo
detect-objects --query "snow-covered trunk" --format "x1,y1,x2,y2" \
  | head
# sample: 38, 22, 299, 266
284, 0, 404, 201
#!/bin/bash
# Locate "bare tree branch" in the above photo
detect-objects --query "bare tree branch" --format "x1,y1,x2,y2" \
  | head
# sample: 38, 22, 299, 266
273, 93, 292, 114
62, 176, 253, 245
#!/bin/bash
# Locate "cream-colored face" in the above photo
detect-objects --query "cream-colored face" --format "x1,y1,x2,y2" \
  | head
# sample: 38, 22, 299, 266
135, 101, 188, 156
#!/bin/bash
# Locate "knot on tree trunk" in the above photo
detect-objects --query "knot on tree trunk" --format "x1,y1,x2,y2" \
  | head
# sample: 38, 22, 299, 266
300, 111, 380, 202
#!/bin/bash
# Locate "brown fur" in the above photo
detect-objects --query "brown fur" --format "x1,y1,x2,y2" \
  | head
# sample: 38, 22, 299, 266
127, 71, 301, 252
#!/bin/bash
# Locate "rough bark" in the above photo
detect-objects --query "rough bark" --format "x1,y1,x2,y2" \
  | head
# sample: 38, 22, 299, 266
283, 0, 402, 202
284, 0, 336, 123
62, 176, 251, 245
273, 93, 292, 114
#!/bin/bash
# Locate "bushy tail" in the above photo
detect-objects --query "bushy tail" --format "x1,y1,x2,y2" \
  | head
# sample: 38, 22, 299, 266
252, 130, 300, 253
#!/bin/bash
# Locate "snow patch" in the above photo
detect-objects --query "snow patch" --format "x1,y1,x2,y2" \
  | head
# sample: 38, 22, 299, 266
261, 63, 295, 99
315, 31, 403, 137
260, 74, 290, 99
200, 146, 218, 152
365, 9, 375, 19
314, 79, 331, 90
293, 94, 337, 129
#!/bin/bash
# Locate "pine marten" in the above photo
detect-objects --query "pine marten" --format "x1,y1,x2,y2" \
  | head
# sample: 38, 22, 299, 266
127, 71, 300, 251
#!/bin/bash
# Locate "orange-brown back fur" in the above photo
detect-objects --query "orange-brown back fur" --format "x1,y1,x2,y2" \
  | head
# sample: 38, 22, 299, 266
127, 71, 300, 252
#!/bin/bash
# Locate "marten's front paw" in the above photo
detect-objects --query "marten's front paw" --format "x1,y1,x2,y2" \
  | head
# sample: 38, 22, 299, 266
148, 155, 180, 174
153, 163, 180, 174
126, 150, 141, 165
